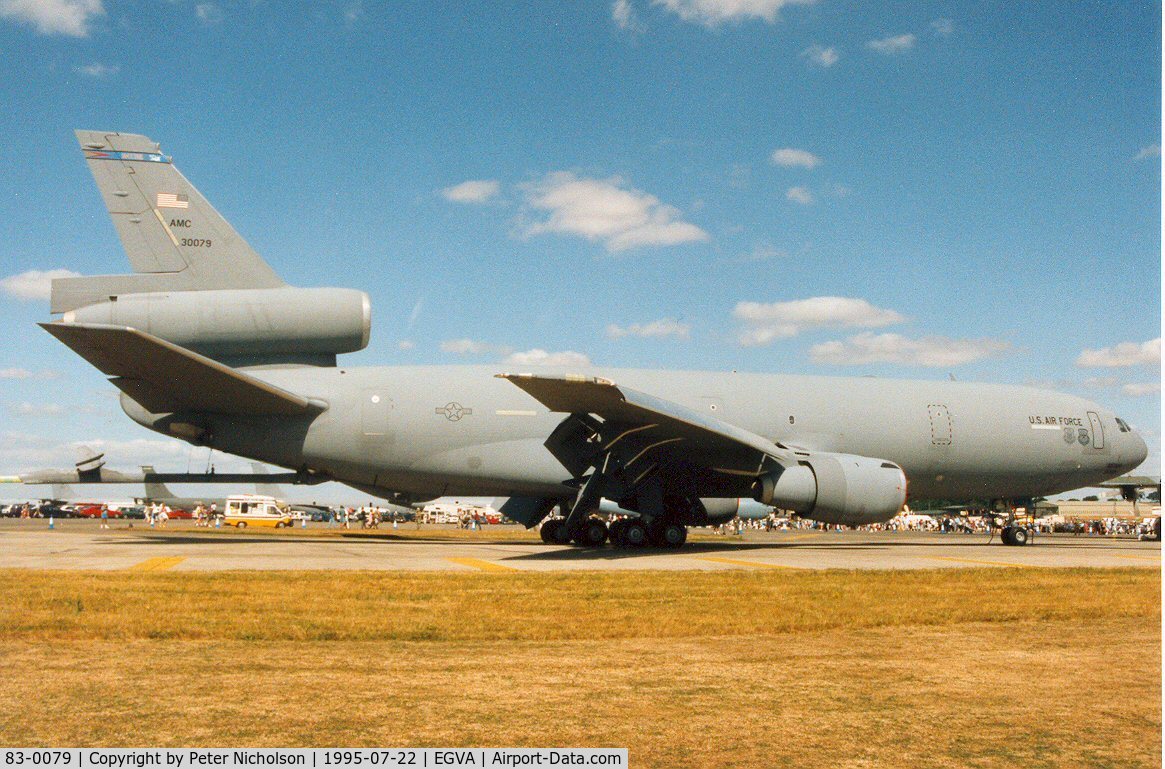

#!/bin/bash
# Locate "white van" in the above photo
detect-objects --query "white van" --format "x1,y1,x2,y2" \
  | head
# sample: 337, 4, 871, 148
223, 494, 294, 529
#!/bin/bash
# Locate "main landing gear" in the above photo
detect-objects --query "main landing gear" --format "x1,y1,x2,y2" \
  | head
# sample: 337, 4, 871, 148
999, 525, 1030, 546
539, 516, 688, 549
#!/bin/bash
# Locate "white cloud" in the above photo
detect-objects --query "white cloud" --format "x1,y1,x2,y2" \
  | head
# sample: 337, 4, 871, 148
1076, 339, 1161, 368
606, 318, 691, 340
785, 186, 814, 205
727, 163, 751, 189
0, 0, 102, 36
397, 340, 415, 351
407, 298, 423, 330
11, 402, 64, 417
0, 433, 197, 474
1081, 376, 1120, 389
771, 147, 822, 169
930, 18, 953, 36
612, 0, 644, 32
523, 172, 708, 252
810, 333, 1011, 367
195, 3, 222, 24
442, 180, 501, 204
653, 0, 814, 27
74, 62, 118, 78
343, 0, 362, 25
733, 296, 904, 346
0, 368, 59, 380
0, 269, 81, 301
1134, 144, 1161, 160
738, 243, 787, 262
800, 44, 838, 68
1122, 382, 1161, 397
440, 338, 514, 356
867, 33, 916, 54
502, 349, 591, 367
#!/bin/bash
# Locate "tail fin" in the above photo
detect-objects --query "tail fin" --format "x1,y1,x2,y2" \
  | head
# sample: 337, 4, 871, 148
251, 462, 283, 497
53, 130, 284, 312
140, 465, 175, 501
51, 483, 76, 501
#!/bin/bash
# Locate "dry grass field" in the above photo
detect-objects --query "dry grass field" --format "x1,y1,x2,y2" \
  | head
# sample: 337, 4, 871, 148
0, 568, 1158, 768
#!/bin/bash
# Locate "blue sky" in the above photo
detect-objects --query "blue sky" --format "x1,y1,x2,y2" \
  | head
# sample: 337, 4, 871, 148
0, 0, 1159, 503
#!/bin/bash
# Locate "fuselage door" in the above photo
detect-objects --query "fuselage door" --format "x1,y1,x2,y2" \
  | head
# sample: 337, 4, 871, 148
1087, 411, 1105, 450
928, 404, 952, 446
362, 388, 394, 439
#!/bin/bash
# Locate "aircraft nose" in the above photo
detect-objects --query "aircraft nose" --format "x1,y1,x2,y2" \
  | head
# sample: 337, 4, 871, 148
1129, 430, 1149, 469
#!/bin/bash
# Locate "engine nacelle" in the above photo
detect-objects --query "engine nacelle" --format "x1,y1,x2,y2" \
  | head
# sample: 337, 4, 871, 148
752, 453, 907, 525
694, 498, 741, 527
63, 287, 371, 361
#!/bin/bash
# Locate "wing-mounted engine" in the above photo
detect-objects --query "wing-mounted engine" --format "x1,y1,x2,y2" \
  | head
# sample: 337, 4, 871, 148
752, 453, 907, 525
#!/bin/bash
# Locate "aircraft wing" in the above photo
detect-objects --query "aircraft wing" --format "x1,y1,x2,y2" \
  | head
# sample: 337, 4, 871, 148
496, 373, 791, 480
41, 322, 321, 416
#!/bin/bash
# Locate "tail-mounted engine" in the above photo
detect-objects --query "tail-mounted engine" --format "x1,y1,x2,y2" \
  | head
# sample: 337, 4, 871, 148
62, 286, 370, 365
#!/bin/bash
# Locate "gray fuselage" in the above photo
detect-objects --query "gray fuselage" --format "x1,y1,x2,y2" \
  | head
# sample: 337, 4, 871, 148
125, 365, 1148, 505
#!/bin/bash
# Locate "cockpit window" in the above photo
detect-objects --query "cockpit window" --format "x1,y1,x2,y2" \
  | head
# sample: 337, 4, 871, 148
1115, 418, 1130, 433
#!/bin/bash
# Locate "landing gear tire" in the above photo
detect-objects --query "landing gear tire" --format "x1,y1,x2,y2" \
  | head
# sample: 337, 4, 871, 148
540, 518, 563, 544
621, 520, 649, 548
608, 519, 628, 547
649, 520, 688, 548
573, 518, 609, 547
1011, 526, 1029, 546
1001, 526, 1015, 546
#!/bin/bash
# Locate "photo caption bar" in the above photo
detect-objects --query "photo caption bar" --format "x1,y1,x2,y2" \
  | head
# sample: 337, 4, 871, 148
2, 750, 628, 769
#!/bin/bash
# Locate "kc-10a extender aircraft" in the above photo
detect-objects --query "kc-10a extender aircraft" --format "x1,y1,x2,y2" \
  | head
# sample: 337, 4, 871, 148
42, 131, 1148, 548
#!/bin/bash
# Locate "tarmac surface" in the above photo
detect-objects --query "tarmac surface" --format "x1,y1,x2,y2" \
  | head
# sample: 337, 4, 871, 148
0, 518, 1159, 571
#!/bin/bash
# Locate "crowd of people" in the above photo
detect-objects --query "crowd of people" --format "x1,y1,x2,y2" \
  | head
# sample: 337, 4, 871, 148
713, 512, 1161, 539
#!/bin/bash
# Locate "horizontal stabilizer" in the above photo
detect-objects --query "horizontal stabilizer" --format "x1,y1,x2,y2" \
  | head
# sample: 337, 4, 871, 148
40, 322, 323, 416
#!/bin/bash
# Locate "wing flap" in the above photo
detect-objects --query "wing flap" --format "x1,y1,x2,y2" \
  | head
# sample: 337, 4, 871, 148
41, 322, 318, 416
496, 373, 789, 473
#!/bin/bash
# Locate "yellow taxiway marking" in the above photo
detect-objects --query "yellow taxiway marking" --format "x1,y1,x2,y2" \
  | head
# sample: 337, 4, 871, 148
1114, 554, 1161, 563
445, 557, 516, 572
780, 532, 823, 542
927, 556, 1027, 568
698, 556, 805, 570
128, 556, 186, 572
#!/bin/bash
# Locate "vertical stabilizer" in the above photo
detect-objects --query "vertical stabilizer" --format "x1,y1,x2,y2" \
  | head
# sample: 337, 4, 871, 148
55, 130, 285, 312
251, 462, 283, 498
140, 465, 176, 501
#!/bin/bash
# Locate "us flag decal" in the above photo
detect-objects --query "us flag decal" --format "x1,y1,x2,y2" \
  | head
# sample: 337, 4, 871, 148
157, 192, 190, 208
